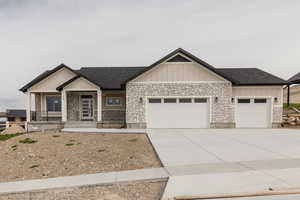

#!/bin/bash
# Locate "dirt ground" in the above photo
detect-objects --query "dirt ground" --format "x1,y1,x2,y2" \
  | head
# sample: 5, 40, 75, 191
0, 132, 161, 182
0, 181, 167, 200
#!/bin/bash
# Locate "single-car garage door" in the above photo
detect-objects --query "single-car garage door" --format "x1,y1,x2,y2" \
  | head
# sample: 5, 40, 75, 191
235, 98, 271, 128
147, 97, 209, 128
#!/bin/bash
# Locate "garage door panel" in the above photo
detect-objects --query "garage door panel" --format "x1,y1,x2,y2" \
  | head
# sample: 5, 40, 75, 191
236, 98, 271, 128
147, 97, 209, 128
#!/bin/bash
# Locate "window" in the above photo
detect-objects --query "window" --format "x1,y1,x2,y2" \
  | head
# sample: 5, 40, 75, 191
149, 98, 161, 103
194, 98, 207, 103
238, 99, 250, 103
254, 98, 267, 103
179, 98, 192, 103
164, 98, 176, 103
46, 96, 61, 112
106, 97, 121, 105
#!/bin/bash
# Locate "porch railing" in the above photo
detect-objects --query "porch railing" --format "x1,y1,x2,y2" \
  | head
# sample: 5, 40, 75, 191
30, 111, 62, 122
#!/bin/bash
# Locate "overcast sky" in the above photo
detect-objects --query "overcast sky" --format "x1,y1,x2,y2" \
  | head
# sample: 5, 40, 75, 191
0, 0, 299, 111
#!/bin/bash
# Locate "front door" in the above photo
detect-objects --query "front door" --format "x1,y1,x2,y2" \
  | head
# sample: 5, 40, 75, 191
81, 95, 94, 120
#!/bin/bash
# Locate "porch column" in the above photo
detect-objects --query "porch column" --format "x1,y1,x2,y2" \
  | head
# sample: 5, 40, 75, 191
287, 84, 290, 106
26, 92, 31, 122
62, 90, 67, 122
97, 89, 102, 122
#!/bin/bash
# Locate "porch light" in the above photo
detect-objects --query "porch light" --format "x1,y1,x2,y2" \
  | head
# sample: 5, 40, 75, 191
231, 98, 235, 103
139, 97, 143, 103
214, 97, 218, 103
274, 97, 278, 103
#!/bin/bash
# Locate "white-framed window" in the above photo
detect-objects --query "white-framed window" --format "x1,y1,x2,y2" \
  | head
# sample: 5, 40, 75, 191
46, 95, 61, 112
106, 96, 122, 106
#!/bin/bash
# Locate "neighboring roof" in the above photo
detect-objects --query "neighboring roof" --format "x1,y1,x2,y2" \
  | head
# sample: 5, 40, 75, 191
19, 64, 79, 92
6, 109, 26, 118
0, 112, 6, 118
288, 72, 300, 84
124, 48, 236, 83
217, 68, 287, 86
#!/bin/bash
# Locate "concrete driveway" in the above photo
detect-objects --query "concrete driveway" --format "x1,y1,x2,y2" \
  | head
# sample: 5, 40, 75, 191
147, 129, 300, 199
148, 129, 300, 167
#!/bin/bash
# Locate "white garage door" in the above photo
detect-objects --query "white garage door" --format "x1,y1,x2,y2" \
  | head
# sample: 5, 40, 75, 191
147, 97, 209, 128
236, 98, 271, 128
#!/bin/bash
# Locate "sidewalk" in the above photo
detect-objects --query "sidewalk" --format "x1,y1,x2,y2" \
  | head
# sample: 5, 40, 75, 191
0, 168, 168, 195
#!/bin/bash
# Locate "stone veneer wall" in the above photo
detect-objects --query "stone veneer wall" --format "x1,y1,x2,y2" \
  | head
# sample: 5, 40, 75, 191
272, 106, 283, 127
126, 82, 234, 128
67, 93, 80, 121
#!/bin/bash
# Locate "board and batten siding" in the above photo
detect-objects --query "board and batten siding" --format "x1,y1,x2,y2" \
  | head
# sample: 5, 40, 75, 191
132, 62, 225, 82
232, 86, 283, 105
29, 68, 76, 92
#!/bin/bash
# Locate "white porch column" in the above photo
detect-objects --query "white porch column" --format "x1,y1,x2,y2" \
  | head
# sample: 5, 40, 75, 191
97, 89, 102, 122
62, 90, 67, 122
26, 92, 31, 122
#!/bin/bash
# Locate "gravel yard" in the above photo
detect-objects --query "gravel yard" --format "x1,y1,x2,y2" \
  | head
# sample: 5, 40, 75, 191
0, 181, 167, 200
0, 132, 161, 182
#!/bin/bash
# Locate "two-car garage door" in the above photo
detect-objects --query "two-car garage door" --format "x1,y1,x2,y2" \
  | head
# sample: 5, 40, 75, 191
147, 97, 209, 128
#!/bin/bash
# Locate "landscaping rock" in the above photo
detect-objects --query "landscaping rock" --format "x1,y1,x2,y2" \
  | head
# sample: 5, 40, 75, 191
1, 124, 25, 135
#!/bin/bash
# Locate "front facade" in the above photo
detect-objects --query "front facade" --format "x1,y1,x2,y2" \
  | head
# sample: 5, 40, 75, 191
20, 48, 286, 131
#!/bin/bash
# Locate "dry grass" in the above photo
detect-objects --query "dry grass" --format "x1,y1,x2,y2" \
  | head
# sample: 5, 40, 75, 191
0, 132, 161, 182
0, 181, 167, 200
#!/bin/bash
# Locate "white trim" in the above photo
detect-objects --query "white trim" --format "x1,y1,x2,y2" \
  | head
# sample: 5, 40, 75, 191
97, 90, 102, 122
26, 92, 31, 122
234, 96, 273, 128
233, 86, 283, 89
130, 81, 226, 84
64, 89, 99, 91
145, 95, 212, 128
29, 90, 59, 93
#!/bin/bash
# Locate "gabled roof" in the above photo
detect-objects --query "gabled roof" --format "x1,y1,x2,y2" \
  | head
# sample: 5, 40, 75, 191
124, 48, 235, 83
6, 109, 26, 118
20, 48, 288, 92
217, 68, 287, 86
19, 64, 79, 92
288, 72, 300, 84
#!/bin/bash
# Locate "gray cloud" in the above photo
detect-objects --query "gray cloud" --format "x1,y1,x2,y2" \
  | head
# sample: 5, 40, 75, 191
0, 0, 299, 111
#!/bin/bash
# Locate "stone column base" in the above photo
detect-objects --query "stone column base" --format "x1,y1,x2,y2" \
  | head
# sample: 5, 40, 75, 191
210, 123, 236, 128
126, 123, 147, 129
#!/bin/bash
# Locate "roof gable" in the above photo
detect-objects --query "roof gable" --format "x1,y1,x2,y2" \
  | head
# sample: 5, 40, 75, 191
125, 48, 235, 84
20, 64, 78, 92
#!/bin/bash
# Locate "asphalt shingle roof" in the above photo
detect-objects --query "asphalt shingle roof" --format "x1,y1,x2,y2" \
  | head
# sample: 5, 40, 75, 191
77, 67, 147, 89
217, 68, 287, 85
20, 49, 288, 92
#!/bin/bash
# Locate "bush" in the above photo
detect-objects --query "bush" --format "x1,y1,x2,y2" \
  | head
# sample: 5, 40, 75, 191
283, 104, 300, 110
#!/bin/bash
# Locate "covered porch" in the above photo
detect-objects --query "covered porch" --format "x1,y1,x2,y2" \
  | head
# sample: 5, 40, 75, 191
26, 90, 102, 123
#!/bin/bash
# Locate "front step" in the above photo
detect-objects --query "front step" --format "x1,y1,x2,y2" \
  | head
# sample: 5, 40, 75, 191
64, 121, 97, 128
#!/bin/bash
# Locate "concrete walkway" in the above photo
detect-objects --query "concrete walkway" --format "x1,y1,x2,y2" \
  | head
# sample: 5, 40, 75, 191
0, 168, 168, 195
62, 128, 146, 134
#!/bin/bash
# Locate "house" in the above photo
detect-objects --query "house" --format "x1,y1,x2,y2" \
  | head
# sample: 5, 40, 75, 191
284, 72, 300, 105
20, 48, 287, 131
5, 109, 26, 128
